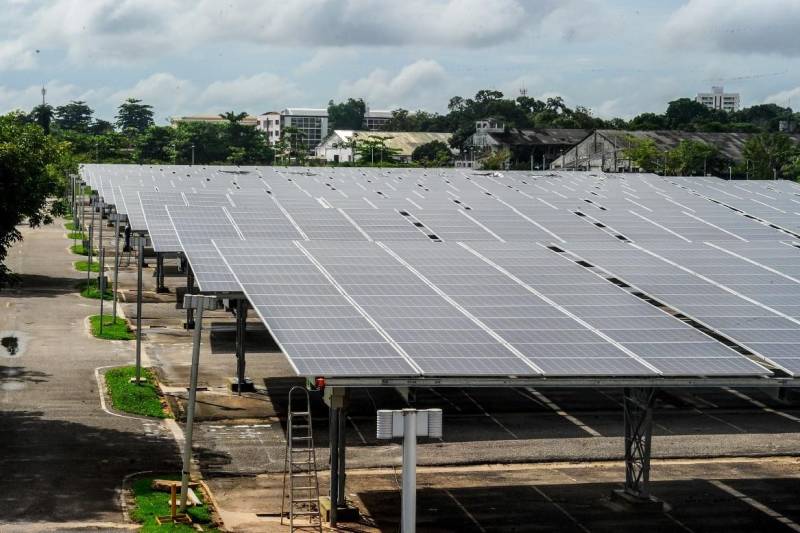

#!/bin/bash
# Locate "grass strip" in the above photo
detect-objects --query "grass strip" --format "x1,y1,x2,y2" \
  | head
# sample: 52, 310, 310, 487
74, 260, 100, 272
105, 366, 169, 418
79, 278, 113, 300
89, 315, 134, 340
131, 475, 218, 532
65, 221, 77, 231
70, 243, 95, 256
67, 231, 87, 240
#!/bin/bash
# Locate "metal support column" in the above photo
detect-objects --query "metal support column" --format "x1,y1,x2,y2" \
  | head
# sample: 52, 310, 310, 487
234, 300, 248, 394
112, 214, 120, 322
135, 234, 144, 385
329, 405, 340, 527
336, 403, 346, 507
622, 387, 655, 499
185, 264, 195, 329
156, 253, 167, 293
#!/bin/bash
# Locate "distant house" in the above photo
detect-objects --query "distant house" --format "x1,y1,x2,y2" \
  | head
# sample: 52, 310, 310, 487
315, 130, 454, 164
463, 118, 589, 169
169, 115, 259, 127
549, 130, 800, 172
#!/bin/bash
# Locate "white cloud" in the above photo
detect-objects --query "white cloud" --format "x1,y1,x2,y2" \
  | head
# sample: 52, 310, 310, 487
765, 86, 800, 107
0, 80, 92, 113
0, 0, 584, 70
338, 59, 447, 108
198, 73, 300, 113
662, 0, 800, 56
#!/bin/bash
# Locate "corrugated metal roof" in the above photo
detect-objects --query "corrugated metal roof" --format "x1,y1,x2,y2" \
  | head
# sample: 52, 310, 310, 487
487, 128, 590, 146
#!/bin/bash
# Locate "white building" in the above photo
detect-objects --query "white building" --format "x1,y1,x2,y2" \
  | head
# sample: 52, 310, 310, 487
256, 111, 281, 145
315, 130, 454, 164
696, 86, 740, 112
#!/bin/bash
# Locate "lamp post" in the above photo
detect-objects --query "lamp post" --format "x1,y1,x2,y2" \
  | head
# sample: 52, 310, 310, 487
191, 143, 195, 166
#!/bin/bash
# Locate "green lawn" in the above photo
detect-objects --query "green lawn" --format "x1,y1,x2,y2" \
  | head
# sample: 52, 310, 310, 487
130, 476, 219, 532
89, 315, 134, 340
70, 243, 95, 256
67, 231, 87, 240
79, 278, 113, 300
74, 260, 100, 273
65, 221, 78, 231
105, 366, 169, 418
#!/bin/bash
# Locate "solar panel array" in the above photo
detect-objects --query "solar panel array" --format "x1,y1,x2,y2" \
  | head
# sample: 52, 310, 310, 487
80, 163, 800, 379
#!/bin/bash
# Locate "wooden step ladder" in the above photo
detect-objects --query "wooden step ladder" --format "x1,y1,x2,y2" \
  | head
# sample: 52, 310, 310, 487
281, 386, 323, 532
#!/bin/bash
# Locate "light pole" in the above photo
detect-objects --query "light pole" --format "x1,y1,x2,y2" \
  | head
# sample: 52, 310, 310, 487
191, 143, 195, 166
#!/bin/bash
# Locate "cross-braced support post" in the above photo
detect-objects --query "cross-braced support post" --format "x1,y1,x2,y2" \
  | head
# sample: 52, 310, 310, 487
622, 387, 655, 499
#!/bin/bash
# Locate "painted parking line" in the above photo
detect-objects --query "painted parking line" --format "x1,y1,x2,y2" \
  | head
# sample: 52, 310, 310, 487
526, 388, 602, 437
531, 485, 591, 533
723, 387, 800, 424
444, 489, 486, 533
462, 391, 519, 440
709, 479, 800, 532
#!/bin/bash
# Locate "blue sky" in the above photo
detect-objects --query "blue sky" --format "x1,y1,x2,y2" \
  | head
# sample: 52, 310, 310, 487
1, 0, 799, 124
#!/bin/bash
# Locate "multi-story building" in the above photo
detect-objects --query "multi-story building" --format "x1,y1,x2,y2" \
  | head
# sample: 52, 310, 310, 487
696, 86, 740, 112
362, 109, 392, 131
279, 108, 329, 150
256, 111, 281, 145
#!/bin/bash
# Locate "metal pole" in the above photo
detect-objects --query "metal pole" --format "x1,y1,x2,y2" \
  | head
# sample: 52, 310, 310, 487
337, 405, 346, 507
113, 215, 120, 322
99, 247, 105, 335
542, 153, 545, 171
402, 409, 417, 533
329, 406, 340, 527
135, 235, 144, 385
181, 299, 207, 512
87, 225, 94, 287
235, 300, 247, 394
191, 144, 195, 166
186, 264, 195, 329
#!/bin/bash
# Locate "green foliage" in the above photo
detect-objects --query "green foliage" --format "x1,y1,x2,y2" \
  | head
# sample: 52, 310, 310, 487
328, 98, 366, 130
665, 98, 711, 129
70, 243, 93, 256
65, 222, 78, 231
116, 98, 155, 134
130, 476, 217, 532
411, 140, 453, 166
622, 136, 662, 172
480, 148, 512, 170
0, 113, 74, 284
666, 139, 720, 176
136, 126, 176, 163
89, 315, 134, 340
29, 104, 54, 134
55, 101, 94, 132
79, 278, 113, 300
105, 367, 168, 418
742, 133, 798, 179
67, 231, 87, 240
74, 260, 100, 272
354, 135, 401, 165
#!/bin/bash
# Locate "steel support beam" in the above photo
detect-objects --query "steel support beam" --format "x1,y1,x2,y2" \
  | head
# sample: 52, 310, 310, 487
156, 252, 168, 293
186, 264, 195, 329
234, 300, 248, 394
622, 387, 655, 499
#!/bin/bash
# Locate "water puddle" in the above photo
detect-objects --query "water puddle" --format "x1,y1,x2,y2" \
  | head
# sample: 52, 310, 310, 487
0, 331, 28, 358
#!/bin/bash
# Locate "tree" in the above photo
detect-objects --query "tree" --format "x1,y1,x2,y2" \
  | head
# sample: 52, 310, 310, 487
666, 139, 720, 176
135, 126, 176, 163
0, 112, 74, 284
411, 140, 452, 167
29, 104, 54, 134
665, 98, 710, 129
742, 133, 798, 179
328, 98, 366, 130
55, 100, 93, 132
354, 135, 401, 166
479, 148, 511, 170
173, 122, 228, 164
88, 119, 115, 135
622, 136, 662, 173
115, 98, 154, 133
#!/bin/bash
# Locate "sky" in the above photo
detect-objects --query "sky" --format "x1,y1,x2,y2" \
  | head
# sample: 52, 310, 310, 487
1, 0, 800, 124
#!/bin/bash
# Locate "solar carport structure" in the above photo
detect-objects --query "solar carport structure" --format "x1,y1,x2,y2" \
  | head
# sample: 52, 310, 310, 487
74, 163, 800, 516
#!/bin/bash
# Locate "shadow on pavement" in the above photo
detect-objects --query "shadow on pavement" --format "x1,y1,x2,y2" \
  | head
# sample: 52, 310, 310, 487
0, 409, 228, 524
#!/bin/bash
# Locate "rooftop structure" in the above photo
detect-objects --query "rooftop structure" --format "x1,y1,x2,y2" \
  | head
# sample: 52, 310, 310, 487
315, 130, 454, 163
696, 86, 740, 112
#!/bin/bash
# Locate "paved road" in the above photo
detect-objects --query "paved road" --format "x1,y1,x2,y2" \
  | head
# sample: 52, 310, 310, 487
0, 219, 179, 531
